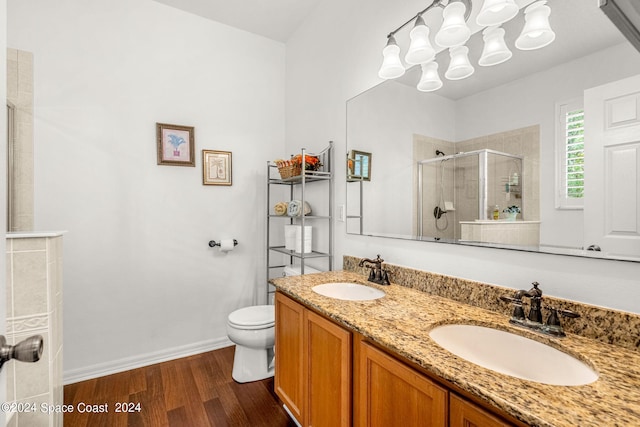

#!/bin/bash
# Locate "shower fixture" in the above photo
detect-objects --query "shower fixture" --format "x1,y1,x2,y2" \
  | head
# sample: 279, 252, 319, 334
436, 149, 446, 156
433, 206, 447, 219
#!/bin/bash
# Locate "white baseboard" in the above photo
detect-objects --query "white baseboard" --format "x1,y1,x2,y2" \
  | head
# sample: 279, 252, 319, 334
63, 337, 234, 385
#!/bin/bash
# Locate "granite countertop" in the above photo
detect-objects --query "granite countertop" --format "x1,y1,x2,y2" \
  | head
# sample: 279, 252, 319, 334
270, 270, 640, 427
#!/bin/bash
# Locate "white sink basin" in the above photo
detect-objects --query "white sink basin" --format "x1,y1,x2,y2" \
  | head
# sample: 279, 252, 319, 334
312, 282, 385, 301
429, 324, 598, 386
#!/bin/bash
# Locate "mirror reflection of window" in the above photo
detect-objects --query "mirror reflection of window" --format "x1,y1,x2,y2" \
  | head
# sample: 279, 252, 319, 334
555, 98, 585, 210
348, 150, 372, 181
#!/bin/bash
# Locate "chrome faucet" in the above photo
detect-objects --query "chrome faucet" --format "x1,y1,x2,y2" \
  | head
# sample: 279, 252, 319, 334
499, 282, 580, 337
358, 255, 391, 286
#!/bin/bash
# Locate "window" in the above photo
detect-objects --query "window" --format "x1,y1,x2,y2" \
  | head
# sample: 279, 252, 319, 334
556, 98, 584, 209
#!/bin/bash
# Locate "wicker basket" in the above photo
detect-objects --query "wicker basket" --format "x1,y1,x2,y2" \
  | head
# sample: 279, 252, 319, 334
278, 164, 302, 179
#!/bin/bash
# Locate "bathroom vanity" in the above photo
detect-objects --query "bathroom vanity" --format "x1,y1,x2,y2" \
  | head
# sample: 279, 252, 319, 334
270, 265, 640, 427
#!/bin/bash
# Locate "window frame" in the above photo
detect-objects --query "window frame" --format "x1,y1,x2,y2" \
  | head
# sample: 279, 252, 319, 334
555, 97, 585, 210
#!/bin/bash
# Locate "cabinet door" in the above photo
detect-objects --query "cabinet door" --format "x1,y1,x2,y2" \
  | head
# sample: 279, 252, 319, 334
358, 341, 447, 427
275, 292, 305, 423
305, 310, 352, 427
450, 394, 512, 427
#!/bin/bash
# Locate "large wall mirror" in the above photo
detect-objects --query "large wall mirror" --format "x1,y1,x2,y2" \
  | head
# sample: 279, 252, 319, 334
346, 0, 640, 261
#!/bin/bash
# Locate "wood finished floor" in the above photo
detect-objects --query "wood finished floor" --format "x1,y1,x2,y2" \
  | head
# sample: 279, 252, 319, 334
63, 346, 296, 427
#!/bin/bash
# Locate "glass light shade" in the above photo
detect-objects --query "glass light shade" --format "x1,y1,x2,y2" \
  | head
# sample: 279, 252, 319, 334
378, 36, 405, 79
417, 62, 443, 92
515, 0, 555, 50
405, 16, 436, 65
478, 26, 512, 66
476, 0, 519, 27
445, 46, 475, 80
435, 2, 471, 48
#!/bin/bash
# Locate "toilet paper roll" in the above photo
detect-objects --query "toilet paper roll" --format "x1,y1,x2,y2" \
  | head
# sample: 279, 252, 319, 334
295, 226, 312, 253
219, 239, 235, 252
284, 225, 297, 250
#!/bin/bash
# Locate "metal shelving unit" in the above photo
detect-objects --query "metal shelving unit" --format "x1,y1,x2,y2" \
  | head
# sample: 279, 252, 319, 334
266, 142, 334, 303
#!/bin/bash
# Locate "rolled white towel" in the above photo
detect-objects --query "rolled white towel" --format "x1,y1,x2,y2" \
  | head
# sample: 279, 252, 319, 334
287, 200, 301, 217
287, 200, 312, 217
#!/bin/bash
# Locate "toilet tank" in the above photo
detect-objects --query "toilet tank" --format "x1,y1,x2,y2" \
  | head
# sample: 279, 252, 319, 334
283, 265, 321, 277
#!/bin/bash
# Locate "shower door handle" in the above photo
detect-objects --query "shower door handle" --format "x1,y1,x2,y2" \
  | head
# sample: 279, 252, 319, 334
0, 335, 44, 372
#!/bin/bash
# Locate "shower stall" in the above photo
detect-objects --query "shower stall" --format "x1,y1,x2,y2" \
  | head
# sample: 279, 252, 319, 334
417, 149, 524, 240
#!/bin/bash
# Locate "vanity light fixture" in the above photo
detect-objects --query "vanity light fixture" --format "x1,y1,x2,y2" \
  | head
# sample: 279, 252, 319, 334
378, 35, 406, 79
417, 62, 443, 92
515, 0, 556, 50
478, 26, 513, 66
434, 1, 472, 48
405, 16, 436, 65
378, 0, 556, 92
476, 0, 519, 26
445, 46, 475, 80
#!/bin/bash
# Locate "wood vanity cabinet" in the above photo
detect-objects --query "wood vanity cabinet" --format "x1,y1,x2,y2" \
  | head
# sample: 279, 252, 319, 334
356, 340, 447, 427
275, 291, 518, 427
274, 291, 305, 422
274, 292, 352, 427
450, 394, 512, 427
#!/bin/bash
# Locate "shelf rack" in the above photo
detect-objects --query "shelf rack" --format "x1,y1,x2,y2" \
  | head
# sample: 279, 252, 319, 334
266, 142, 334, 303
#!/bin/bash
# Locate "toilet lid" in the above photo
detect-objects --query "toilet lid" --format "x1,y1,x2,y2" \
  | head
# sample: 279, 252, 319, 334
228, 305, 275, 329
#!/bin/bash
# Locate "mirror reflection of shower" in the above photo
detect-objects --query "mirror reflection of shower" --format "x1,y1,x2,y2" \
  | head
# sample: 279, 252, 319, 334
7, 102, 15, 232
433, 150, 449, 233
418, 149, 524, 242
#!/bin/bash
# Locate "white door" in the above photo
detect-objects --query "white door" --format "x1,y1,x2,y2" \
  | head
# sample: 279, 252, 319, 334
584, 74, 640, 259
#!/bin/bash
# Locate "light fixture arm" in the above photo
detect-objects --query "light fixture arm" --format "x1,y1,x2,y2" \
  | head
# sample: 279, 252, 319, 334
386, 0, 472, 38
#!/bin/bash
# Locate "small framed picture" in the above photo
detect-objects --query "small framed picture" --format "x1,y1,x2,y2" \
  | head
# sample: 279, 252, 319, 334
203, 150, 232, 186
156, 123, 195, 166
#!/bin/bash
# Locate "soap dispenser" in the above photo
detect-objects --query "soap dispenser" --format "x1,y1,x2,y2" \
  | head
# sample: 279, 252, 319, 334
492, 205, 500, 220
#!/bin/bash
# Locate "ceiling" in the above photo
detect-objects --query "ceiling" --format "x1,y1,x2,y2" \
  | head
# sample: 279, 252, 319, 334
152, 0, 628, 97
152, 0, 322, 42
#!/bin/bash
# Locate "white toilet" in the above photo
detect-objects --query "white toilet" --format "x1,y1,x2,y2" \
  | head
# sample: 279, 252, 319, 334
226, 264, 320, 383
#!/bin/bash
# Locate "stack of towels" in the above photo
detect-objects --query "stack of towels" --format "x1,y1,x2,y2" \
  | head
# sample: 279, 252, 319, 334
284, 225, 312, 253
295, 226, 312, 253
284, 225, 297, 250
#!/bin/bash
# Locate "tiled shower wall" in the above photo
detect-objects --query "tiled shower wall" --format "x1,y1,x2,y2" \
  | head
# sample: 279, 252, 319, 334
6, 235, 63, 427
6, 48, 34, 232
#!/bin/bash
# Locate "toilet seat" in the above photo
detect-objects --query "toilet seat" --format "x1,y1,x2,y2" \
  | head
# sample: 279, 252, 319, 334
228, 305, 274, 330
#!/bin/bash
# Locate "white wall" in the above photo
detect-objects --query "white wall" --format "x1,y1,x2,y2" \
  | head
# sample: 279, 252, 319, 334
285, 0, 640, 314
347, 80, 455, 236
8, 0, 285, 381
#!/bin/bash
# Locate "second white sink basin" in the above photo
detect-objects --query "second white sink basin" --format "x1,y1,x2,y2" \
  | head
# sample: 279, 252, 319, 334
312, 282, 385, 301
429, 324, 598, 386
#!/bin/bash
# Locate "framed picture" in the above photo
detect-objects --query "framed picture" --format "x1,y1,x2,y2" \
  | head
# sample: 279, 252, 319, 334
203, 150, 232, 186
347, 150, 372, 181
156, 123, 195, 166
